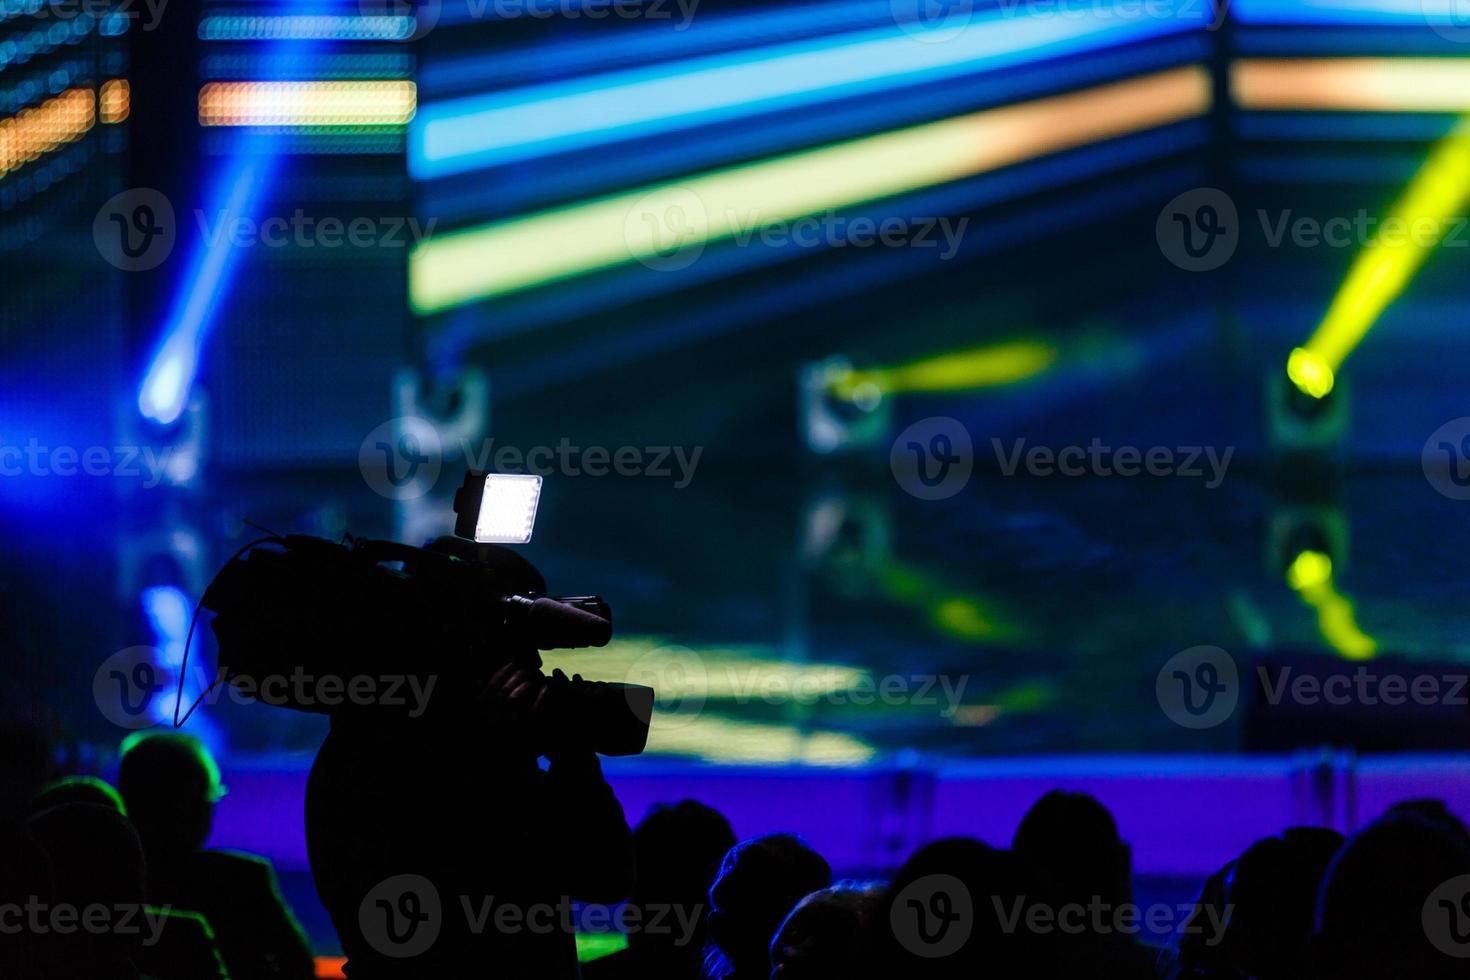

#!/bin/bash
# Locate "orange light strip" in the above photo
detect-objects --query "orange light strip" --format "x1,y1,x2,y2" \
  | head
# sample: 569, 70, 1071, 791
198, 80, 417, 127
0, 87, 96, 180
100, 79, 130, 124
1234, 58, 1470, 112
315, 956, 346, 979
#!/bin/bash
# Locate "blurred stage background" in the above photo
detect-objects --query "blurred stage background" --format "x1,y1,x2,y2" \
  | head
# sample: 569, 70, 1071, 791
7, 0, 1470, 963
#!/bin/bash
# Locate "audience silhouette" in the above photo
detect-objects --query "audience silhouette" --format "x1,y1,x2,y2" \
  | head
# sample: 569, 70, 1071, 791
10, 710, 1470, 980
1316, 807, 1470, 980
877, 835, 1054, 978
770, 880, 883, 980
705, 833, 832, 980
1012, 789, 1156, 978
585, 799, 736, 980
1218, 827, 1343, 980
24, 795, 227, 979
118, 732, 315, 979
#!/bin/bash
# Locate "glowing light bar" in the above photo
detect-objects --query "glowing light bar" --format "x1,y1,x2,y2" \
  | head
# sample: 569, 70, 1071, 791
0, 87, 95, 181
1234, 59, 1470, 112
198, 14, 414, 41
539, 636, 876, 764
411, 67, 1209, 313
1288, 117, 1470, 398
412, 4, 1204, 178
644, 715, 876, 765
830, 339, 1057, 400
198, 81, 417, 128
100, 78, 129, 124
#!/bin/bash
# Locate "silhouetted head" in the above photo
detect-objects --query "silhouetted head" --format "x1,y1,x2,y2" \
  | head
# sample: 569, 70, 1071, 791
1219, 827, 1343, 980
878, 836, 1052, 977
1383, 799, 1470, 844
117, 732, 224, 859
32, 776, 126, 816
707, 833, 831, 978
26, 801, 145, 907
24, 802, 148, 969
629, 799, 735, 952
1012, 790, 1131, 909
771, 880, 882, 980
1316, 808, 1470, 979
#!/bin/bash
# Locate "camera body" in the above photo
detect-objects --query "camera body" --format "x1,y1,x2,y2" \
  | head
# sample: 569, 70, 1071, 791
200, 528, 653, 757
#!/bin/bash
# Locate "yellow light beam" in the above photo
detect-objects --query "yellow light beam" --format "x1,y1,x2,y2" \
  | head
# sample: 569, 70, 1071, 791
409, 66, 1210, 314
1289, 115, 1470, 397
878, 561, 1020, 643
1286, 550, 1377, 660
829, 339, 1058, 400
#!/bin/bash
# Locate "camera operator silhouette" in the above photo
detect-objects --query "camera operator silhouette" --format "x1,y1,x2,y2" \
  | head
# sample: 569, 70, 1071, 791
206, 532, 638, 979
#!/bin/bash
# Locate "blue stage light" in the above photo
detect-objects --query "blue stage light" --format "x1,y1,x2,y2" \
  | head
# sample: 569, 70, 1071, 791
410, 3, 1205, 179
138, 153, 277, 425
136, 14, 339, 425
142, 585, 192, 666
1232, 0, 1470, 24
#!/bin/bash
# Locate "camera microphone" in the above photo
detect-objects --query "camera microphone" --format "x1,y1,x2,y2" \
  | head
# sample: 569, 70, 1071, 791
502, 595, 612, 649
